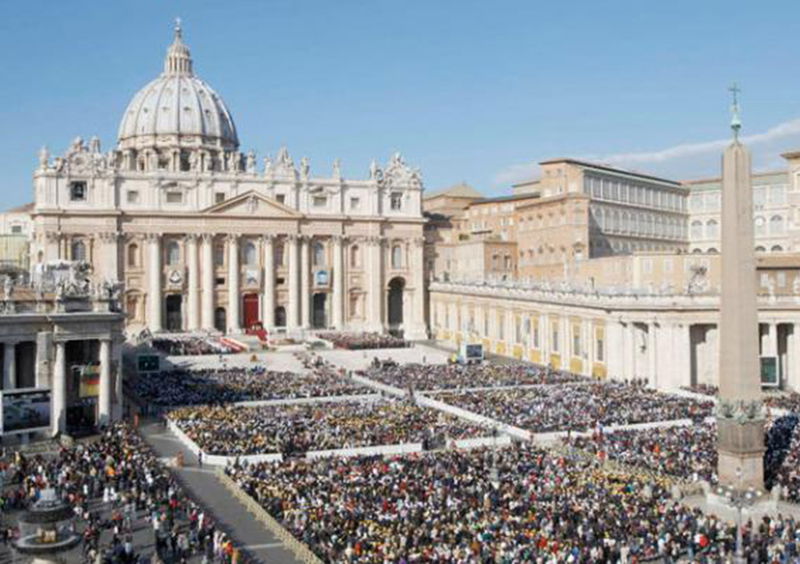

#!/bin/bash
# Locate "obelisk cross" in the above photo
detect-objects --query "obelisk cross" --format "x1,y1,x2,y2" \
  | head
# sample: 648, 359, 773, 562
729, 83, 742, 140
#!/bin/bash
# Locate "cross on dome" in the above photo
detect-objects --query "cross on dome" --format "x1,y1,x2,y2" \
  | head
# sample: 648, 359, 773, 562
164, 17, 192, 75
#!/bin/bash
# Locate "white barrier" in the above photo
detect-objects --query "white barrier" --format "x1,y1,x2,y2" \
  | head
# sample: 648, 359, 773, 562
234, 393, 381, 408
306, 442, 422, 459
166, 419, 283, 467
350, 374, 406, 397
453, 435, 512, 450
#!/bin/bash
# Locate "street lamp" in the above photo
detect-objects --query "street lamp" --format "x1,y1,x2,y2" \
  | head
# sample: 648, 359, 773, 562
714, 467, 763, 564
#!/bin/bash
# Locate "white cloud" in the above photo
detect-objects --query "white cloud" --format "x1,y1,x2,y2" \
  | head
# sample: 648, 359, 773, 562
493, 117, 800, 187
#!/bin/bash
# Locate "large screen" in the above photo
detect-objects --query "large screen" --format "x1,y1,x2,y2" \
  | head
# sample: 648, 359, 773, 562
2, 389, 51, 434
465, 344, 483, 359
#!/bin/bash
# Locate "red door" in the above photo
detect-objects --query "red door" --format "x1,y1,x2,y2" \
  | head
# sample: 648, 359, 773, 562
242, 294, 259, 329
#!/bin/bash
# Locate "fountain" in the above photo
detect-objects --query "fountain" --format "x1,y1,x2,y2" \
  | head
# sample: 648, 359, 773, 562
13, 489, 81, 564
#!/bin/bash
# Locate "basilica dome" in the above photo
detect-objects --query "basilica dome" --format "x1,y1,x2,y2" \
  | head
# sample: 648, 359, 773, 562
117, 23, 238, 153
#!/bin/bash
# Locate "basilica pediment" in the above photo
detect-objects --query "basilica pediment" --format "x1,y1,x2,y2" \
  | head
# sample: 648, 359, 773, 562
201, 191, 302, 218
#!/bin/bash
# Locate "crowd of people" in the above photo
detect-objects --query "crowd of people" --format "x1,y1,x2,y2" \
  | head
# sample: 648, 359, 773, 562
225, 443, 800, 563
169, 399, 486, 456
150, 336, 237, 356
132, 365, 367, 407
362, 361, 585, 391
0, 422, 243, 563
318, 332, 408, 350
563, 422, 719, 483
434, 381, 713, 432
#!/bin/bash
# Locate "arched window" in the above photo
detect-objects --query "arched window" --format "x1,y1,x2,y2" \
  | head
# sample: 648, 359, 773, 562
690, 220, 703, 240
707, 248, 719, 254
312, 241, 325, 266
770, 215, 784, 235
274, 242, 284, 266
350, 245, 360, 268
755, 246, 766, 253
127, 243, 139, 267
243, 241, 257, 266
771, 245, 783, 252
754, 216, 766, 236
706, 219, 719, 239
391, 245, 403, 269
165, 241, 180, 265
71, 240, 86, 261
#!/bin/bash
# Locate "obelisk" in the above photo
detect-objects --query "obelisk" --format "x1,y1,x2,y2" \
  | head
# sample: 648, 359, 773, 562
716, 84, 765, 490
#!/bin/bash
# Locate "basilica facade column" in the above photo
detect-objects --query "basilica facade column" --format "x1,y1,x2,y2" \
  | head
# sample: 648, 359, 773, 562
200, 234, 215, 330
146, 234, 162, 332
300, 236, 311, 328
99, 232, 120, 281
3, 342, 16, 390
367, 236, 384, 332
648, 322, 658, 388
227, 234, 240, 333
186, 234, 200, 331
287, 235, 300, 330
52, 341, 66, 436
262, 235, 275, 329
331, 235, 344, 329
407, 236, 427, 339
98, 338, 112, 425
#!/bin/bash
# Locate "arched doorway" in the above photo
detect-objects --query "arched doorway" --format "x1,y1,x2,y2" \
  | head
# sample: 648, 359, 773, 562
214, 307, 227, 333
165, 295, 183, 332
387, 277, 405, 336
274, 306, 286, 328
312, 293, 327, 328
242, 293, 259, 330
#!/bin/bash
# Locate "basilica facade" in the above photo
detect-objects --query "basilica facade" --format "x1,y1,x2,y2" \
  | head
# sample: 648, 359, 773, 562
30, 24, 427, 340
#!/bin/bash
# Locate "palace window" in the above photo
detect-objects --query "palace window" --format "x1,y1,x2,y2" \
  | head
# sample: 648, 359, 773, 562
350, 197, 360, 210
70, 181, 87, 201
166, 191, 183, 204
770, 215, 784, 234
10, 225, 21, 234
313, 196, 327, 208
215, 192, 226, 204
127, 190, 139, 204
276, 194, 286, 205
706, 219, 719, 239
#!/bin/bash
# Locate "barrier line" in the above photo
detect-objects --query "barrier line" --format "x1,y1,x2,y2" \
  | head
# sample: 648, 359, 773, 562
215, 469, 324, 564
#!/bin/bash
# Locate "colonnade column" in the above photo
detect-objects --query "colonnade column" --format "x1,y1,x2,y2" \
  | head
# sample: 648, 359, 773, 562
186, 234, 200, 331
300, 236, 311, 328
584, 320, 594, 377
287, 235, 300, 330
98, 338, 112, 426
200, 234, 215, 330
3, 342, 15, 390
648, 322, 658, 388
625, 321, 636, 381
146, 234, 162, 332
332, 235, 344, 329
262, 235, 275, 329
227, 234, 240, 333
367, 236, 384, 332
52, 342, 66, 436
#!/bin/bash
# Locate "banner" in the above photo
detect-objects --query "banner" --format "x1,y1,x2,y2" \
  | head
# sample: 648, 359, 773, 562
1, 389, 51, 434
79, 361, 100, 397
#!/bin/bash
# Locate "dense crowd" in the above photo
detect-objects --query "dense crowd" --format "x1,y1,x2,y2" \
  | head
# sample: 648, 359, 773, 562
435, 382, 713, 432
169, 399, 486, 456
362, 361, 585, 391
318, 332, 408, 350
767, 415, 800, 502
564, 422, 718, 482
765, 391, 800, 413
0, 422, 243, 563
151, 336, 237, 356
225, 444, 800, 563
132, 365, 367, 407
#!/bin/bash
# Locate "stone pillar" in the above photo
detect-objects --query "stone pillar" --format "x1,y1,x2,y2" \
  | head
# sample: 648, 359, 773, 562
146, 234, 162, 332
99, 232, 120, 281
287, 235, 300, 330
407, 237, 427, 340
35, 331, 51, 388
605, 320, 624, 381
332, 235, 344, 329
625, 322, 636, 381
200, 234, 215, 330
227, 235, 240, 333
3, 342, 16, 390
648, 323, 658, 388
761, 322, 777, 358
98, 339, 112, 426
367, 237, 384, 332
788, 324, 800, 393
585, 319, 594, 377
717, 132, 764, 490
186, 234, 200, 331
300, 236, 311, 328
52, 341, 66, 436
540, 316, 550, 365
262, 235, 275, 329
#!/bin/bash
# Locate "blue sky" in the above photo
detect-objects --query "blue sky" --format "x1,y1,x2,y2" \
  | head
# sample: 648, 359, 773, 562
1, 0, 799, 206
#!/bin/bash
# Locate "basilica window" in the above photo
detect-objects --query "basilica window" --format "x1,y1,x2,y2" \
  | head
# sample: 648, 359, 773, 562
391, 245, 403, 269
70, 181, 87, 202
312, 241, 326, 266
390, 192, 403, 211
127, 244, 139, 267
215, 192, 226, 204
274, 242, 284, 266
596, 334, 604, 362
706, 219, 719, 239
350, 245, 360, 268
690, 220, 703, 240
313, 196, 327, 208
10, 225, 21, 234
71, 240, 86, 261
243, 242, 257, 266
166, 191, 183, 204
127, 190, 139, 204
276, 194, 286, 205
350, 197, 360, 210
770, 215, 784, 234
214, 244, 225, 266
165, 241, 180, 265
